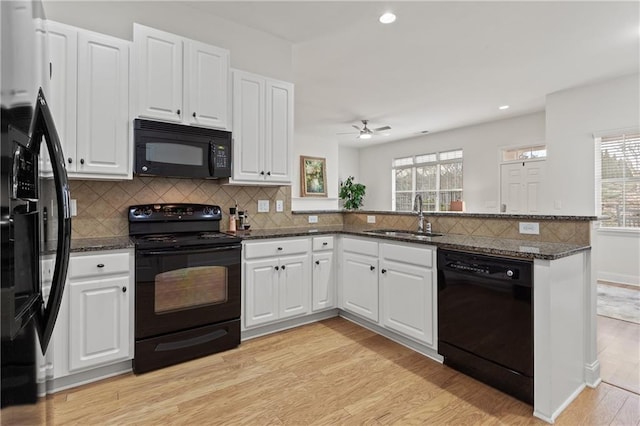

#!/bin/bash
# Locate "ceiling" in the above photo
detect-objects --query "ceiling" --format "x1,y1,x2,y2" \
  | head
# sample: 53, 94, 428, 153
187, 1, 640, 147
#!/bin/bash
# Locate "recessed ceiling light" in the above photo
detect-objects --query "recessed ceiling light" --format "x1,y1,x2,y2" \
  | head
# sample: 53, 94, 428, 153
498, 105, 510, 110
379, 12, 396, 24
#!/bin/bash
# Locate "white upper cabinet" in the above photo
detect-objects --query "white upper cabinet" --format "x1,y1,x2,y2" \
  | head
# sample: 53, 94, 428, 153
133, 24, 230, 130
77, 31, 129, 176
232, 69, 294, 185
47, 21, 131, 179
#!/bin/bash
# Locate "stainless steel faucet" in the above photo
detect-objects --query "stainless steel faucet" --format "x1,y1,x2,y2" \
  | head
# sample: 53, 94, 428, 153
413, 194, 424, 232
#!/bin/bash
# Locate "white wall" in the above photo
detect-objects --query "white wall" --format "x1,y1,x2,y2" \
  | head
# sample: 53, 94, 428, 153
597, 230, 640, 286
545, 73, 640, 216
358, 112, 546, 211
42, 1, 293, 81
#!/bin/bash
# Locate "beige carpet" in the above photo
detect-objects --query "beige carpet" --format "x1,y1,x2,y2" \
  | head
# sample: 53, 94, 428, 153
597, 282, 640, 324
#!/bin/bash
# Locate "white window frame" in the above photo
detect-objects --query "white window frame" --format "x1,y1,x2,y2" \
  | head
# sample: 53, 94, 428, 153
391, 149, 463, 212
594, 130, 640, 229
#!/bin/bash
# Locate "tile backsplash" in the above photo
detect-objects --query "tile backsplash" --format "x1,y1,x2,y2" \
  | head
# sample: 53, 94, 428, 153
70, 177, 302, 238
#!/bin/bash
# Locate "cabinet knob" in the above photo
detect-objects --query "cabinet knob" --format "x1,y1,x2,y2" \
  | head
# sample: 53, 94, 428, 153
277, 247, 283, 251
322, 242, 328, 246
315, 260, 320, 265
274, 266, 279, 271
260, 171, 265, 176
122, 286, 127, 293
281, 265, 286, 270
370, 265, 375, 271
80, 158, 85, 165
97, 264, 104, 268
267, 171, 271, 176
176, 109, 181, 116
67, 157, 72, 164
381, 269, 387, 274
192, 112, 197, 118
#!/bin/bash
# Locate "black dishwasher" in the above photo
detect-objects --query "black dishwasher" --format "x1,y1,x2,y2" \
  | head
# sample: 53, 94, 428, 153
437, 249, 533, 404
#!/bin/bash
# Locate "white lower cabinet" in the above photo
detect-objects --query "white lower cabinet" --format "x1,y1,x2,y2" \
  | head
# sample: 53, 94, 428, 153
53, 249, 134, 379
380, 243, 436, 346
341, 238, 379, 322
243, 238, 311, 328
312, 236, 335, 312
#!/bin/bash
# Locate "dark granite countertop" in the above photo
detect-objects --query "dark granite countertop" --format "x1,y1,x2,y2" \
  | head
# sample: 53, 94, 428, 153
229, 226, 590, 260
70, 236, 134, 253
292, 209, 597, 221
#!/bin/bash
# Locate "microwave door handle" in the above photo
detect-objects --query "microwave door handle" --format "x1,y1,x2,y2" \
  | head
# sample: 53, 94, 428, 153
31, 88, 72, 354
208, 141, 215, 176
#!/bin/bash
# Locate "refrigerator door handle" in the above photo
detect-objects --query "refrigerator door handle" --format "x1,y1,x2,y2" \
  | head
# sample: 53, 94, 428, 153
29, 88, 72, 354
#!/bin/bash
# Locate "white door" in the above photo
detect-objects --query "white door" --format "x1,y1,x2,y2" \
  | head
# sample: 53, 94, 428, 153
46, 21, 77, 172
312, 252, 334, 311
134, 24, 183, 123
500, 160, 546, 214
76, 31, 129, 176
244, 258, 278, 327
185, 40, 229, 130
232, 70, 265, 181
342, 252, 379, 322
264, 80, 293, 183
68, 276, 130, 371
381, 260, 433, 345
279, 254, 310, 319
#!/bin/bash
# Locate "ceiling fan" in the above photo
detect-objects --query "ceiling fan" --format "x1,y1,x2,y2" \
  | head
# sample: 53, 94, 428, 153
340, 120, 391, 139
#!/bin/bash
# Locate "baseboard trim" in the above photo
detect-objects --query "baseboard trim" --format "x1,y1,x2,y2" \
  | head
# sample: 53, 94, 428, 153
585, 360, 602, 388
534, 383, 586, 424
241, 309, 339, 341
597, 272, 640, 287
49, 360, 132, 394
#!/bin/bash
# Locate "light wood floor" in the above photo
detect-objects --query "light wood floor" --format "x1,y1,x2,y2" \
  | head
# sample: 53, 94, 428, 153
7, 317, 640, 425
598, 314, 640, 395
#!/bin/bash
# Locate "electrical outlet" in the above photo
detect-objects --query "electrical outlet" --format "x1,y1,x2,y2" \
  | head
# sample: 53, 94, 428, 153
70, 199, 77, 217
308, 215, 318, 224
276, 200, 284, 212
257, 200, 269, 213
519, 222, 540, 235
367, 215, 376, 223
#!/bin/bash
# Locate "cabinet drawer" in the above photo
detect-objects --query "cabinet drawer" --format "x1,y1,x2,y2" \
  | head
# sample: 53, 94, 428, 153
69, 252, 131, 279
244, 238, 309, 259
343, 237, 378, 257
380, 243, 433, 268
312, 236, 334, 251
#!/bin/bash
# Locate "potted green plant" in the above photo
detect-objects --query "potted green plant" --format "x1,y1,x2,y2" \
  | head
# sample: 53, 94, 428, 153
339, 176, 366, 210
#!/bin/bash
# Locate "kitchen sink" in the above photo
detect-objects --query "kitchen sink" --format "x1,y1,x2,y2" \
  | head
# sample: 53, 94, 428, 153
363, 229, 443, 239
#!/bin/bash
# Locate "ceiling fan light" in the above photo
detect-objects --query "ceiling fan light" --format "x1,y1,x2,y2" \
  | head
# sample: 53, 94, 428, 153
359, 133, 372, 140
379, 12, 396, 24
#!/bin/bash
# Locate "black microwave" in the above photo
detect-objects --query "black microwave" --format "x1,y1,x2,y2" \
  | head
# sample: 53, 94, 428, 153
134, 119, 232, 179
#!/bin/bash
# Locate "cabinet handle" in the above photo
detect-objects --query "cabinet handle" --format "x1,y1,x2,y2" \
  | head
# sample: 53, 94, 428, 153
315, 260, 320, 265
176, 109, 181, 116
281, 265, 286, 270
122, 286, 127, 293
274, 266, 279, 271
370, 265, 375, 271
80, 158, 85, 165
277, 247, 283, 251
97, 264, 105, 268
322, 242, 328, 246
67, 157, 72, 164
381, 269, 387, 274
192, 112, 197, 118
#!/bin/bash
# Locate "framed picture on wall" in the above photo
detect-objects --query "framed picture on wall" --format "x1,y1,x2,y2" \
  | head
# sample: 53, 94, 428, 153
300, 156, 327, 197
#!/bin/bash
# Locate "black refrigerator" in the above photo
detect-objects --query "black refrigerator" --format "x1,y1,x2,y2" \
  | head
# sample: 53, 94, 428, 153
1, 1, 72, 423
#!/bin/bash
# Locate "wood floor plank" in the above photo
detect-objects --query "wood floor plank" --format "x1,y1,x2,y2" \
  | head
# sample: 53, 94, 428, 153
45, 318, 638, 425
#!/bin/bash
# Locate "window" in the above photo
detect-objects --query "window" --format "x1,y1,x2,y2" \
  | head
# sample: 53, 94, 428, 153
502, 145, 547, 162
596, 132, 640, 228
392, 149, 463, 212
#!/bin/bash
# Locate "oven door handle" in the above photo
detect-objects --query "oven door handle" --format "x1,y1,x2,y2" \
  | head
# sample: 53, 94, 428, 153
140, 244, 242, 256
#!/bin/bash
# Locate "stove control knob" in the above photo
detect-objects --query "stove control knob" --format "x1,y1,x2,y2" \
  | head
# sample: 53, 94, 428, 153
203, 206, 214, 216
141, 165, 148, 172
143, 207, 152, 216
212, 206, 221, 215
132, 208, 142, 217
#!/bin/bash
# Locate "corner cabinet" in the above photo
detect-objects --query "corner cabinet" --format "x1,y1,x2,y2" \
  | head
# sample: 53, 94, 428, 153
133, 24, 230, 130
53, 249, 134, 379
47, 21, 131, 179
231, 69, 294, 185
243, 238, 310, 328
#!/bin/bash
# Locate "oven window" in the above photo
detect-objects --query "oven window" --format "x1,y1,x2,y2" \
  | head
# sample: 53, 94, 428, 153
146, 142, 203, 166
154, 266, 227, 314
